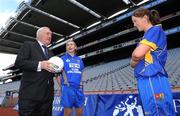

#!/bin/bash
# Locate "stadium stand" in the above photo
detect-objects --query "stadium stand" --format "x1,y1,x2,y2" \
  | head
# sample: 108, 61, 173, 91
82, 47, 180, 91
1, 47, 179, 93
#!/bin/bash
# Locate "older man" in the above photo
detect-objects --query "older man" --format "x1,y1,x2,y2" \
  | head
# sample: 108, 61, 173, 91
15, 27, 55, 116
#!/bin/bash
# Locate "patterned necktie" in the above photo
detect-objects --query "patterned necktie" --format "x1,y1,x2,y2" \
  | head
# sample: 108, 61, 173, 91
42, 45, 48, 58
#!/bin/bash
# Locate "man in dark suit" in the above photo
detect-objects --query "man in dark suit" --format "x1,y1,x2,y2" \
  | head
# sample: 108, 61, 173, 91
15, 27, 55, 116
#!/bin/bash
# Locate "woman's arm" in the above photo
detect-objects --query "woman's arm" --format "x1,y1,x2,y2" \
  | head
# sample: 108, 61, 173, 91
55, 75, 61, 85
130, 44, 151, 68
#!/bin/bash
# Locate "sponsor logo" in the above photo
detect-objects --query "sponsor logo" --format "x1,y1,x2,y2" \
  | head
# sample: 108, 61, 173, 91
113, 95, 144, 116
69, 63, 80, 68
66, 59, 70, 62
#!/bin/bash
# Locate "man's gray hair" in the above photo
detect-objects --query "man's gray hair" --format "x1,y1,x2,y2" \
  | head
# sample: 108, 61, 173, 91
36, 27, 49, 39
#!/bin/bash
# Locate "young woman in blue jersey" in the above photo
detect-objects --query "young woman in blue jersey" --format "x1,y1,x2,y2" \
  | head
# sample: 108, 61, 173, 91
56, 39, 84, 116
130, 8, 175, 116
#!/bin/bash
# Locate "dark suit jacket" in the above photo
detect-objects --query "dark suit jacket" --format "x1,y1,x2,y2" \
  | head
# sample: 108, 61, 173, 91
15, 41, 54, 101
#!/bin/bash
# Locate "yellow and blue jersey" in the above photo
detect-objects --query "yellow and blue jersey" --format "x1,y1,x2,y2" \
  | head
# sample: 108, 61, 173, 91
134, 25, 168, 77
60, 53, 84, 88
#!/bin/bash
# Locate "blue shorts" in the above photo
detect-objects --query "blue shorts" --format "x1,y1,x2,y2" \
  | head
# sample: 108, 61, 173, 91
60, 85, 84, 108
137, 74, 176, 116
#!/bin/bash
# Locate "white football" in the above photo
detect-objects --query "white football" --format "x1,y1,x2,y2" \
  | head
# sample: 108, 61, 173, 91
48, 56, 64, 73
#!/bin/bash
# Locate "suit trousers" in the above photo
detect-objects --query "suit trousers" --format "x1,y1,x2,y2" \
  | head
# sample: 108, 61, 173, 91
19, 99, 53, 116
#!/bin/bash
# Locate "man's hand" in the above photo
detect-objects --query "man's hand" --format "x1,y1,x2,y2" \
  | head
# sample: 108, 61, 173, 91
41, 60, 55, 72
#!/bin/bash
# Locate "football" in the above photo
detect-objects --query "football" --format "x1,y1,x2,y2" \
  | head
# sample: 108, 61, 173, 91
48, 56, 64, 73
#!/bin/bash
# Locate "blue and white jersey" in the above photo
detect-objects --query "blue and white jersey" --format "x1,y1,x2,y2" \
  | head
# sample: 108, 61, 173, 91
60, 53, 84, 88
134, 25, 168, 77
